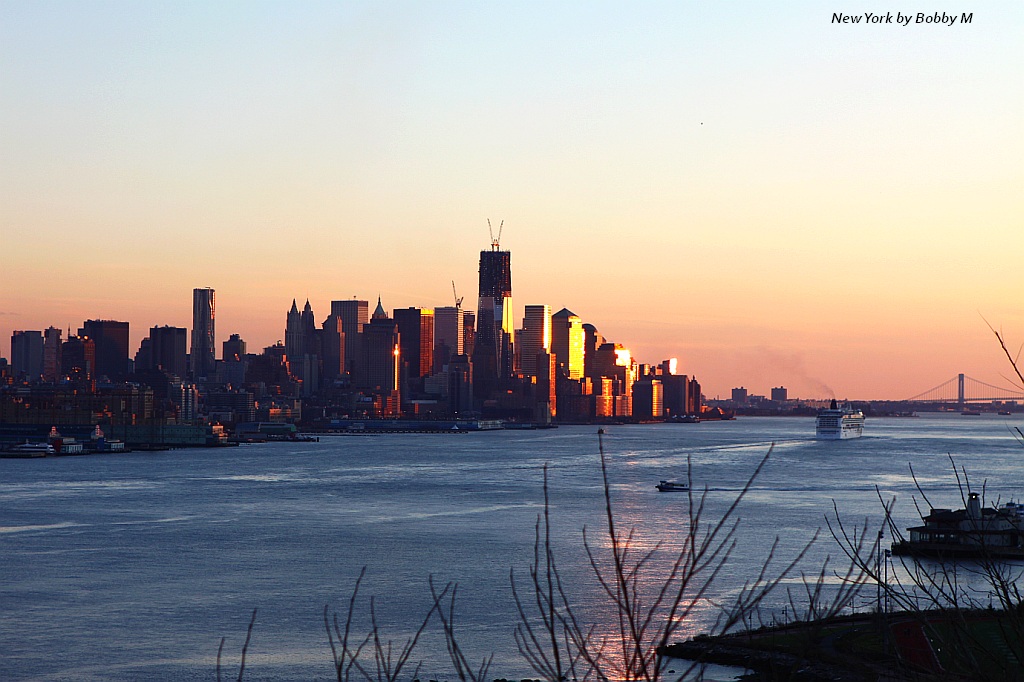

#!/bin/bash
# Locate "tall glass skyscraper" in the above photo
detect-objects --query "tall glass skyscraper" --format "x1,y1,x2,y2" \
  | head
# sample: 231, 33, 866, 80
519, 304, 551, 377
472, 245, 513, 401
551, 308, 584, 380
433, 306, 464, 373
191, 287, 216, 380
394, 307, 434, 379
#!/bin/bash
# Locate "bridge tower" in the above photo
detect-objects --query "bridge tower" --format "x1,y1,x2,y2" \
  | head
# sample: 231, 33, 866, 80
958, 373, 965, 410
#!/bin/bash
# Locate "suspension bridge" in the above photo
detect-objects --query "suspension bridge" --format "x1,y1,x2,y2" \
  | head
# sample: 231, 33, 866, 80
907, 374, 1024, 407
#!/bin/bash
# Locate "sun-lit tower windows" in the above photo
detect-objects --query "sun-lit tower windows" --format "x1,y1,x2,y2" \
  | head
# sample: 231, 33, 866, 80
519, 304, 551, 377
551, 308, 584, 380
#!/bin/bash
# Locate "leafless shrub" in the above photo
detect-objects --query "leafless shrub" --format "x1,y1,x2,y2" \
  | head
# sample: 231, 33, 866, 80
786, 552, 871, 625
829, 456, 1024, 677
430, 577, 494, 682
510, 434, 817, 682
988, 322, 1024, 390
217, 608, 257, 682
511, 464, 598, 682
325, 567, 439, 682
218, 436, 845, 681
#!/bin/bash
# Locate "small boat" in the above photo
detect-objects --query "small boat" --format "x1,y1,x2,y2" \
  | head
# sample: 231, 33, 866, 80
656, 480, 689, 492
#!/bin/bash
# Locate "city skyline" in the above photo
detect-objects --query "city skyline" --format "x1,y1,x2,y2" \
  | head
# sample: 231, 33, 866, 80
2, 3, 1022, 400
5, 270, 1019, 403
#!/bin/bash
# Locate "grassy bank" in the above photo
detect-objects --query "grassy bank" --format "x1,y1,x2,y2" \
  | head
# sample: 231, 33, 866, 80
661, 608, 1024, 681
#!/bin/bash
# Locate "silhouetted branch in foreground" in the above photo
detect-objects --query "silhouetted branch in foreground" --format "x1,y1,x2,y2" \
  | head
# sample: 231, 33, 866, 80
431, 577, 494, 682
509, 435, 817, 682
830, 456, 1024, 678
216, 435, 840, 681
325, 566, 440, 682
217, 608, 257, 682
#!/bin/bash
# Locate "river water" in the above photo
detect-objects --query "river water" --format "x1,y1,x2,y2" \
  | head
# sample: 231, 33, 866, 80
2, 414, 1023, 681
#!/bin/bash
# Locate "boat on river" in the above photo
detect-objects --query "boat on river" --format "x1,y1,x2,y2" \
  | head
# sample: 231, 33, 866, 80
815, 399, 865, 439
656, 480, 689, 492
9, 442, 55, 457
892, 492, 1024, 560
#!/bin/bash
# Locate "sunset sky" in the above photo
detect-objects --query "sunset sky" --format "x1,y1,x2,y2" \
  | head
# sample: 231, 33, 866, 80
2, 2, 1022, 401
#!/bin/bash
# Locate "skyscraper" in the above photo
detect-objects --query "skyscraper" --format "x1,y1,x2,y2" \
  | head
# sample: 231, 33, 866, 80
582, 323, 604, 385
357, 298, 401, 411
300, 300, 317, 355
285, 299, 303, 359
535, 349, 556, 421
394, 307, 434, 380
591, 341, 635, 417
149, 326, 188, 378
284, 299, 321, 396
222, 334, 248, 388
632, 378, 664, 419
320, 315, 345, 383
551, 308, 584, 380
10, 330, 44, 381
191, 288, 216, 380
519, 304, 551, 378
688, 377, 703, 415
42, 327, 63, 382
462, 311, 476, 359
80, 319, 130, 381
663, 375, 690, 415
222, 334, 247, 361
448, 353, 473, 415
472, 239, 513, 401
433, 306, 464, 373
331, 299, 368, 376
61, 335, 95, 381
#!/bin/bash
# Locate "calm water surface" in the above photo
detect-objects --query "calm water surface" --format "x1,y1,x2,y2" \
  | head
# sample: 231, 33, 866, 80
2, 414, 1022, 680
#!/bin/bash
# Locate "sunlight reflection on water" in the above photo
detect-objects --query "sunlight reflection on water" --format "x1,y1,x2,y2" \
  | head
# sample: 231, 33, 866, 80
2, 415, 1023, 680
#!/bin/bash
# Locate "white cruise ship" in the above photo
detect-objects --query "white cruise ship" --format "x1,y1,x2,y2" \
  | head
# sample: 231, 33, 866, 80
815, 399, 865, 439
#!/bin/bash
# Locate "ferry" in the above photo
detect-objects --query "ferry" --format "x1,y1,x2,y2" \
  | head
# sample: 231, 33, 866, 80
9, 442, 56, 457
892, 492, 1024, 560
815, 399, 865, 439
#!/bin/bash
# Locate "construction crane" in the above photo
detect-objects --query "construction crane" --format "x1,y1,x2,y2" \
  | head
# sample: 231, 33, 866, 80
488, 218, 503, 251
452, 281, 464, 309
